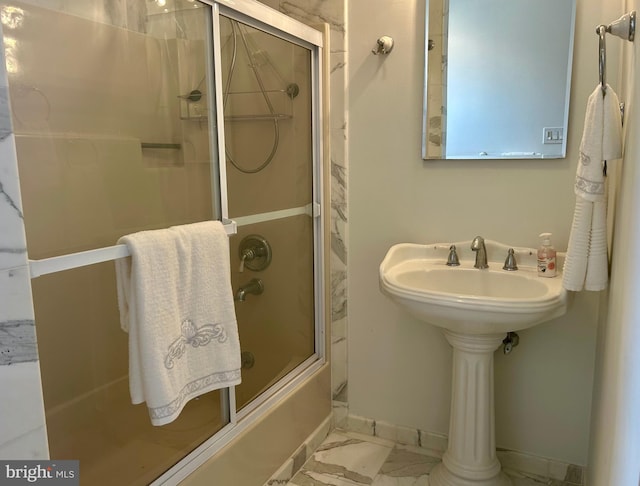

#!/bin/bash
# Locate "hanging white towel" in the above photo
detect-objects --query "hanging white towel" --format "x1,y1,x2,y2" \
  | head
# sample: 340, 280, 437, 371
563, 84, 622, 291
115, 221, 241, 426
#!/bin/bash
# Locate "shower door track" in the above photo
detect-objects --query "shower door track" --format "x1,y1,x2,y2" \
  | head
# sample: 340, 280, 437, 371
156, 353, 325, 485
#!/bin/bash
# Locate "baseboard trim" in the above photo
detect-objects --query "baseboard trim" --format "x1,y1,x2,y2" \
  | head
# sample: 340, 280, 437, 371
344, 414, 585, 486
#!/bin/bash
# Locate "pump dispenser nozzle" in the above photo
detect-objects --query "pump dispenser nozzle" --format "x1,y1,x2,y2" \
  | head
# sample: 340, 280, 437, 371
539, 232, 553, 245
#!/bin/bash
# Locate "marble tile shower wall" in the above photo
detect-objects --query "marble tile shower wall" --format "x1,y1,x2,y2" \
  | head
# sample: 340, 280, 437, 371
258, 0, 349, 426
0, 19, 48, 457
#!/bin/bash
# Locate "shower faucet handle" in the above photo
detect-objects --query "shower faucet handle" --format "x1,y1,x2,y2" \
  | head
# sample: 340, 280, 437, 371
239, 248, 255, 273
238, 235, 272, 273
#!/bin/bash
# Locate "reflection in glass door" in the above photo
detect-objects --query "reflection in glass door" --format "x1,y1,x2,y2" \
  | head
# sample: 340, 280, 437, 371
7, 1, 225, 484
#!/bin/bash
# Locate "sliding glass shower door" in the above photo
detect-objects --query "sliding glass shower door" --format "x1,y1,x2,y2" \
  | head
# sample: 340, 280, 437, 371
217, 13, 316, 411
8, 2, 226, 484
4, 0, 323, 484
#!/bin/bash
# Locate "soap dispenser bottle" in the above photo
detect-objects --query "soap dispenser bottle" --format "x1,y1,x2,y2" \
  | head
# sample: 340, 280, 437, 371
537, 233, 557, 277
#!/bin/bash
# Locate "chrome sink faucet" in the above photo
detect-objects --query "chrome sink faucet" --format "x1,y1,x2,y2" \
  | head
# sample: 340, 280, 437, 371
471, 236, 489, 269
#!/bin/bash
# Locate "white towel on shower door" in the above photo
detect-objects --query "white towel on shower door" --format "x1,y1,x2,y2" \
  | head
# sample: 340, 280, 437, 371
115, 221, 241, 426
563, 84, 622, 291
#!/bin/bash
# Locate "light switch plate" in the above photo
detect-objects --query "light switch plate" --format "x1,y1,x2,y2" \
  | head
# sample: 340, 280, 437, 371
543, 127, 563, 144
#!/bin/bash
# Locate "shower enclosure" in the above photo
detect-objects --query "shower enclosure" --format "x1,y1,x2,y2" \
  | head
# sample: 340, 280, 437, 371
3, 0, 324, 484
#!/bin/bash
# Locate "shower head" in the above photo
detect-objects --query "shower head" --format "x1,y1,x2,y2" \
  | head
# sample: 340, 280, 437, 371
250, 49, 270, 67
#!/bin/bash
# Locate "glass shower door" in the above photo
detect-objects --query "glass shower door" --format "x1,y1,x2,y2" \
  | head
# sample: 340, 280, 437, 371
6, 1, 227, 484
215, 13, 317, 411
4, 0, 324, 483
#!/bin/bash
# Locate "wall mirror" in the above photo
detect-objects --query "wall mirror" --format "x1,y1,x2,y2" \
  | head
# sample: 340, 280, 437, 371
422, 0, 576, 160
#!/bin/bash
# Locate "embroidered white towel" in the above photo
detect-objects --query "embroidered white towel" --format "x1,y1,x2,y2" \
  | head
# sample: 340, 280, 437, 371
115, 221, 241, 426
563, 85, 622, 291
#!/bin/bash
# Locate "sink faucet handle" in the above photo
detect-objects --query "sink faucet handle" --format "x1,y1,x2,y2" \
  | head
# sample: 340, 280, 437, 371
446, 245, 460, 266
503, 248, 518, 271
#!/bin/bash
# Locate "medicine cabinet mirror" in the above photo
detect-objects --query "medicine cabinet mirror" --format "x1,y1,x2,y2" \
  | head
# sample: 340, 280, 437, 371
422, 0, 576, 160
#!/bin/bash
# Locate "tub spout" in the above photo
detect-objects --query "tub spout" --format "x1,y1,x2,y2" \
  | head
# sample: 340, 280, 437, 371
235, 278, 264, 302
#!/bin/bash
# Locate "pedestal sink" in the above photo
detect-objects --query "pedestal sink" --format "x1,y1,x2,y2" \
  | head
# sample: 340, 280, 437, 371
379, 240, 568, 486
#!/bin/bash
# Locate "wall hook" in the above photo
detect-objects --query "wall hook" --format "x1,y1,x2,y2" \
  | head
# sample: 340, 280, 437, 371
372, 36, 394, 55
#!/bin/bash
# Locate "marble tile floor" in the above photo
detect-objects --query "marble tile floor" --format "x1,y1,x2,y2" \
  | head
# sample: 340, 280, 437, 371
286, 430, 577, 486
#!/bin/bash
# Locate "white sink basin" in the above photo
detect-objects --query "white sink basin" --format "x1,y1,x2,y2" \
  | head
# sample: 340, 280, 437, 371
379, 241, 568, 334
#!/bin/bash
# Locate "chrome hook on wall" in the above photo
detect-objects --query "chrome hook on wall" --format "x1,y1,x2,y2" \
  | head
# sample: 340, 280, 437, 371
372, 36, 394, 55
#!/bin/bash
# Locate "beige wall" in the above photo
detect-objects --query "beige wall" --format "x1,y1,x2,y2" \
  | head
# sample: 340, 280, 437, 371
347, 0, 619, 466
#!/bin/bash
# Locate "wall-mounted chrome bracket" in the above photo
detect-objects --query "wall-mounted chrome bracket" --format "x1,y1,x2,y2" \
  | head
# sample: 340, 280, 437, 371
596, 11, 636, 96
606, 10, 636, 41
503, 332, 520, 355
372, 36, 394, 55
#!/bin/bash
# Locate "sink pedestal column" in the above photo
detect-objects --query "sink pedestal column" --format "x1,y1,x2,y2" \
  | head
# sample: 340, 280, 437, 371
429, 331, 512, 486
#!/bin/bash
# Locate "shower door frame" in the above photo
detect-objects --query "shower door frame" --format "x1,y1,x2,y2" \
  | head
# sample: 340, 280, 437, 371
151, 1, 326, 484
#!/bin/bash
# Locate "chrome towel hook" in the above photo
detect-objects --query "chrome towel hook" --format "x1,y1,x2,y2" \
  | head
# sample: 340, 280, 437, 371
372, 36, 394, 55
